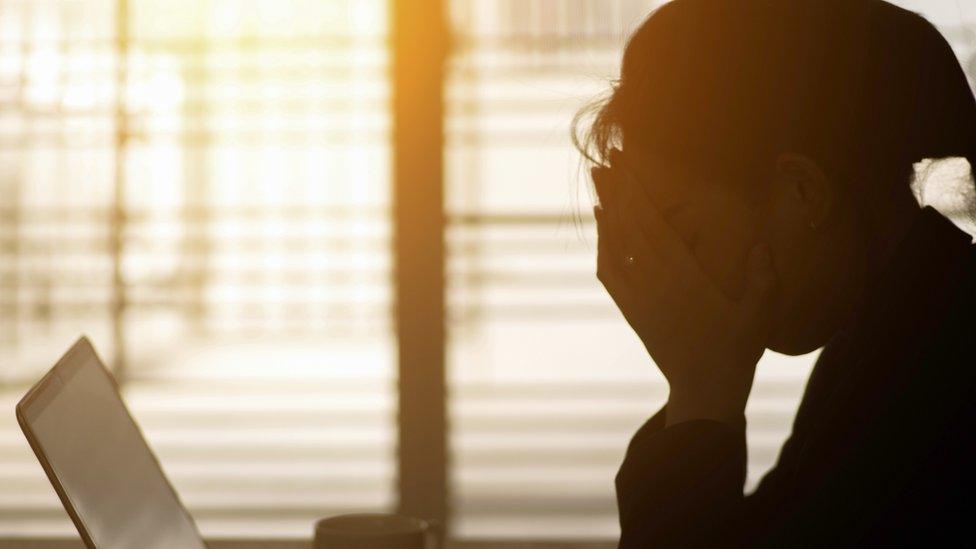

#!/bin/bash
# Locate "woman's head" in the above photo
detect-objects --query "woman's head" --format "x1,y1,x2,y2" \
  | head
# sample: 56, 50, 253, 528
577, 0, 976, 354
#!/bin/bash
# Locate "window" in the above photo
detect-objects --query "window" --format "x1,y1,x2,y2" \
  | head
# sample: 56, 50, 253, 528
0, 0, 393, 538
1, 0, 975, 545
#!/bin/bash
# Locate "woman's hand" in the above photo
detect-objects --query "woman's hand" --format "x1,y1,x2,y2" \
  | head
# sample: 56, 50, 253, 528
592, 155, 777, 427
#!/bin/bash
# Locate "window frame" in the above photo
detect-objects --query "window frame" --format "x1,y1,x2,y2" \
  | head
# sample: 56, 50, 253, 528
391, 0, 450, 530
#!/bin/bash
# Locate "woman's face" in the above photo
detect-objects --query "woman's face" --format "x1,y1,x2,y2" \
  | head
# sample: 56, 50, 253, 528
622, 151, 867, 356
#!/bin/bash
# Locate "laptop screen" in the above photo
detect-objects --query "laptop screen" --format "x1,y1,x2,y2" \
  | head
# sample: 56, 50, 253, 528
17, 338, 206, 549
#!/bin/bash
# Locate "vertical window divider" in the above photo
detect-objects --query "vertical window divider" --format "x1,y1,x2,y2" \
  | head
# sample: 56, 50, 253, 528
110, 0, 130, 383
392, 0, 450, 531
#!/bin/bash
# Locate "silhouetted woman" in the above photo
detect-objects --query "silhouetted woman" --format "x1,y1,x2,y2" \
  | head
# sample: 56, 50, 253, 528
576, 1, 976, 546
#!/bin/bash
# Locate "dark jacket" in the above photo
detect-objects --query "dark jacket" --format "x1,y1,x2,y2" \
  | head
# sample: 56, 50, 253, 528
616, 207, 976, 547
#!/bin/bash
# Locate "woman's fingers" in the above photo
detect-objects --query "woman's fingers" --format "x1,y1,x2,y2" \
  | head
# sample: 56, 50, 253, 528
620, 171, 702, 275
594, 206, 618, 279
594, 204, 622, 264
591, 167, 614, 210
595, 207, 639, 317
600, 191, 665, 294
593, 168, 638, 275
597, 206, 683, 350
605, 171, 704, 297
603, 152, 700, 273
596, 205, 641, 286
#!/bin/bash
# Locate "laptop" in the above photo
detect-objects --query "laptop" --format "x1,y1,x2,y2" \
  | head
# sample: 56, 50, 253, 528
16, 337, 207, 549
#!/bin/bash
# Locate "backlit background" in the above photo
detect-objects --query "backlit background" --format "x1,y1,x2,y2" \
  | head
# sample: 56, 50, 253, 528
0, 0, 973, 545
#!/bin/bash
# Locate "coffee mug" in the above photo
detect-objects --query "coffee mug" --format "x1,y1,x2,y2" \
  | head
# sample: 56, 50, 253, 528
313, 513, 441, 549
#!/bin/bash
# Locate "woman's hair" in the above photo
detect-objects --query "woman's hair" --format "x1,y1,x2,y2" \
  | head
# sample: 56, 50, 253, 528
574, 0, 976, 210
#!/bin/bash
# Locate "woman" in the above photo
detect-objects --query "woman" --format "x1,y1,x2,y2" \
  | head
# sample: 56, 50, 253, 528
577, 0, 976, 546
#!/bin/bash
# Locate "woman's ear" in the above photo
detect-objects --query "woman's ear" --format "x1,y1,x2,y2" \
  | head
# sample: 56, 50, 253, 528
774, 152, 833, 229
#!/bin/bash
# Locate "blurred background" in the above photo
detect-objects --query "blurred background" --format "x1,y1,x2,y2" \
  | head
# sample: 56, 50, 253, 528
0, 0, 974, 546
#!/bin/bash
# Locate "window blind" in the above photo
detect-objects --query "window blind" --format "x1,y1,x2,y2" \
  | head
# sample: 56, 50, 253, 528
0, 0, 394, 539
